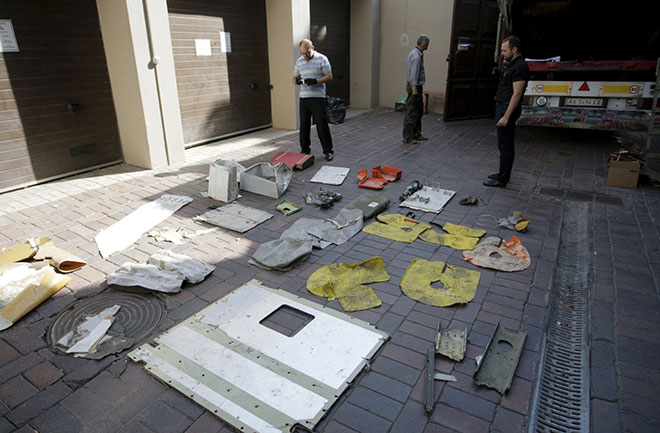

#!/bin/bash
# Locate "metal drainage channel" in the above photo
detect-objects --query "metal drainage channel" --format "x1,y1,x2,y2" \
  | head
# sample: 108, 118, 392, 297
529, 202, 590, 433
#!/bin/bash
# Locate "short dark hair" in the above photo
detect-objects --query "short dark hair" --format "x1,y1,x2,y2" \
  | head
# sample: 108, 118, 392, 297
503, 35, 521, 52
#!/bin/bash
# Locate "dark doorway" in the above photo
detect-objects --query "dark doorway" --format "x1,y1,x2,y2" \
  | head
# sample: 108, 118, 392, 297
444, 0, 499, 121
310, 0, 350, 105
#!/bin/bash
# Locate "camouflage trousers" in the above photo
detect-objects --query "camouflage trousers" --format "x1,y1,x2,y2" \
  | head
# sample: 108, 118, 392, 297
403, 82, 423, 141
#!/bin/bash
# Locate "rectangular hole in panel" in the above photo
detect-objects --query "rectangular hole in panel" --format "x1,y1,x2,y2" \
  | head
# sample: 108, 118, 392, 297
259, 304, 315, 337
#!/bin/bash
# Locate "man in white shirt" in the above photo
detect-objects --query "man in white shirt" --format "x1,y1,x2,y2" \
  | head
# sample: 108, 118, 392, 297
293, 39, 335, 161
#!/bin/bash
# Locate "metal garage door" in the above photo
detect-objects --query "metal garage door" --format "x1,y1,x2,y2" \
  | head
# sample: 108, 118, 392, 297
0, 1, 122, 193
167, 0, 272, 147
311, 0, 350, 105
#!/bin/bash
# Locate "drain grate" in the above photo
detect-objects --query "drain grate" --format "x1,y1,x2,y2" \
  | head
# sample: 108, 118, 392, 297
529, 202, 590, 433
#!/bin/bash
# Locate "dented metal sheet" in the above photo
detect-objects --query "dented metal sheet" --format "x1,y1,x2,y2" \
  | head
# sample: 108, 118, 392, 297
95, 194, 193, 258
435, 325, 467, 362
129, 280, 389, 433
61, 305, 121, 354
194, 203, 273, 233
310, 166, 350, 185
399, 186, 455, 213
474, 322, 527, 394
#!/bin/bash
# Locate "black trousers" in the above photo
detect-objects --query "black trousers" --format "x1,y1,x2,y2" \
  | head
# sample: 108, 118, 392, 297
299, 97, 333, 154
495, 102, 522, 183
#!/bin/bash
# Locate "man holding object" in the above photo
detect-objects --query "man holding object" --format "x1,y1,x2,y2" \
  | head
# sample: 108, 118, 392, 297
293, 39, 335, 161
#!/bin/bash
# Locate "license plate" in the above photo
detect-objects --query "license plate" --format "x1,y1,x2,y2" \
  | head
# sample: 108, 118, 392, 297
564, 97, 604, 107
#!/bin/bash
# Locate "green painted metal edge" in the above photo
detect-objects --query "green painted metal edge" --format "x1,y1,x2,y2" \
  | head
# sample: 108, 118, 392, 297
129, 279, 390, 432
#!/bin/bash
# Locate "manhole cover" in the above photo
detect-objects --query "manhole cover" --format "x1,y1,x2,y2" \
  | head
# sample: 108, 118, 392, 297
47, 291, 165, 359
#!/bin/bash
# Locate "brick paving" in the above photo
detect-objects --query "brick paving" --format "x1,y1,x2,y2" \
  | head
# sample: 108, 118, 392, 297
1, 108, 659, 432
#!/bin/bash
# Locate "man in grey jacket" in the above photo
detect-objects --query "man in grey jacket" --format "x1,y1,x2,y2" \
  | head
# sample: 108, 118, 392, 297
402, 34, 430, 144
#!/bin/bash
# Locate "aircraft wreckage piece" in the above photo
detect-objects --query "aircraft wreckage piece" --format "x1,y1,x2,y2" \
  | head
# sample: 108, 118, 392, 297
435, 324, 467, 362
129, 280, 389, 433
473, 322, 527, 394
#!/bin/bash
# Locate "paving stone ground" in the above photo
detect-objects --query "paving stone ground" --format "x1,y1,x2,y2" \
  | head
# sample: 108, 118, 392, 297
1, 108, 659, 433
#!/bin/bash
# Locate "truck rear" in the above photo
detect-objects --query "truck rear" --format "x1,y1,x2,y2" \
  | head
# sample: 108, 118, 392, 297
506, 0, 659, 131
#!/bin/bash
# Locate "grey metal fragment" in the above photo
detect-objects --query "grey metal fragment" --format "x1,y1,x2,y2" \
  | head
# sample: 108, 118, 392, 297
194, 203, 273, 233
433, 373, 457, 382
435, 326, 467, 361
473, 322, 527, 394
249, 238, 313, 271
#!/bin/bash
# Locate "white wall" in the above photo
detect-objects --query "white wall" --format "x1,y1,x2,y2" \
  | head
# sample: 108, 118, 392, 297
266, 0, 310, 130
350, 0, 381, 109
378, 0, 454, 113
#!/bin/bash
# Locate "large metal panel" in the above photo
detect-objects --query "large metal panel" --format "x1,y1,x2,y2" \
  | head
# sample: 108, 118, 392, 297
130, 280, 388, 433
310, 0, 350, 104
0, 0, 122, 192
167, 0, 272, 146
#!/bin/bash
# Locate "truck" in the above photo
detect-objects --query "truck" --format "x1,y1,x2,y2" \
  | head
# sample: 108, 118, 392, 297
502, 0, 660, 131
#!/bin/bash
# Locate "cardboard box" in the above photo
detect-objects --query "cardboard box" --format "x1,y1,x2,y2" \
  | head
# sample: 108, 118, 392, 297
607, 159, 640, 188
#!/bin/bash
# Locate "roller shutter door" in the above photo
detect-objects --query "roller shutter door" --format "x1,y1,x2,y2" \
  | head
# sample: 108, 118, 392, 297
0, 0, 122, 192
167, 0, 272, 146
310, 0, 350, 104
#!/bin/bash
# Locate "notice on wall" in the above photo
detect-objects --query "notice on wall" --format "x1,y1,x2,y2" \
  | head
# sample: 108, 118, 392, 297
195, 39, 212, 56
0, 19, 19, 52
220, 31, 231, 53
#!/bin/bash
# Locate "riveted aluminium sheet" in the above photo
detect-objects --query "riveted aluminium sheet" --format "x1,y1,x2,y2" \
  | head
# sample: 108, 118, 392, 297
399, 186, 455, 213
129, 280, 389, 433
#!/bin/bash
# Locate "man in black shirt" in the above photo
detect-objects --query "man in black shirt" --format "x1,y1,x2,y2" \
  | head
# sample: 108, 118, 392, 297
483, 35, 529, 187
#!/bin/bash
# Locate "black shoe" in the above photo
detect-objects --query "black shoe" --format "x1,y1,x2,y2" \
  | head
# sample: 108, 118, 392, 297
301, 149, 311, 155
325, 152, 334, 161
483, 179, 507, 187
488, 173, 501, 180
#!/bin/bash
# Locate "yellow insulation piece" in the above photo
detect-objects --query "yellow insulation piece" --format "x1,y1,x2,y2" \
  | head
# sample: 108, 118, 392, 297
400, 258, 481, 307
418, 231, 480, 250
362, 213, 431, 243
418, 222, 485, 250
307, 256, 389, 312
442, 222, 486, 238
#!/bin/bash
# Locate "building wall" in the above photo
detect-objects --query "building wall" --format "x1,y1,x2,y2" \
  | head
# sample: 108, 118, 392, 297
0, 0, 123, 192
168, 0, 272, 146
378, 0, 454, 113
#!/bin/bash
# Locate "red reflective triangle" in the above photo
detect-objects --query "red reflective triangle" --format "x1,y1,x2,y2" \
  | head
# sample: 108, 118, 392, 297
578, 82, 590, 91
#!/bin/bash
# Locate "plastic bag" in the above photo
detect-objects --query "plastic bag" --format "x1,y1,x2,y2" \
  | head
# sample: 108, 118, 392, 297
327, 96, 346, 124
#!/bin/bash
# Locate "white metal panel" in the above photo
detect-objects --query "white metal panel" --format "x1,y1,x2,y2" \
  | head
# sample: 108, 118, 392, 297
158, 326, 327, 419
200, 281, 385, 389
399, 186, 456, 214
130, 280, 388, 433
131, 347, 280, 433
194, 203, 273, 233
310, 166, 351, 185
